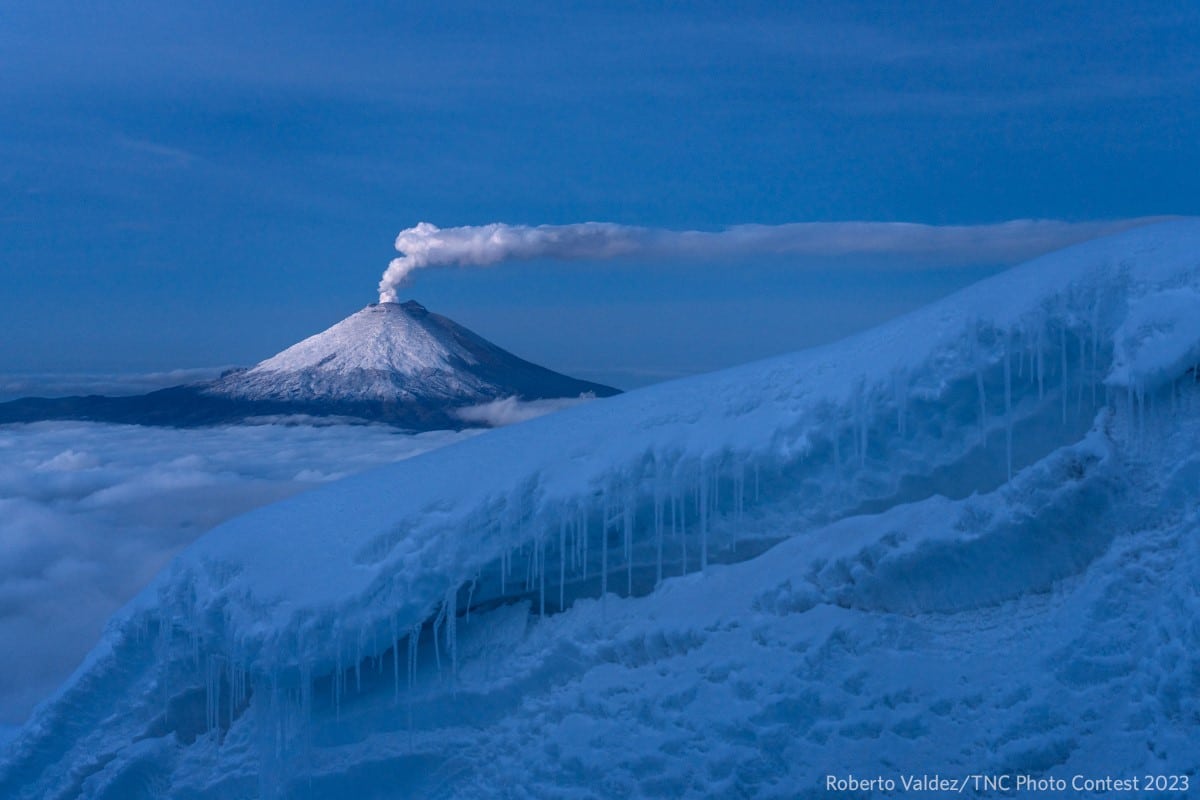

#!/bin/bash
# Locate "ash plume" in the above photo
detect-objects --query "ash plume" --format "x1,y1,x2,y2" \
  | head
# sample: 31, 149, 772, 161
378, 217, 1170, 302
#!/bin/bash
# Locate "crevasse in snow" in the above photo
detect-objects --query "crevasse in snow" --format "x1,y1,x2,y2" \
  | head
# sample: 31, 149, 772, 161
2, 220, 1200, 798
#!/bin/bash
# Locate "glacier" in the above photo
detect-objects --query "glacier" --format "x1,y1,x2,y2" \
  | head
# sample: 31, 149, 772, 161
2, 220, 1200, 798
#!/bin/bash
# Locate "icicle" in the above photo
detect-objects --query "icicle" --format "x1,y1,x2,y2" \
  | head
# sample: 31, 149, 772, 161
391, 614, 399, 704
1004, 330, 1012, 481
1037, 326, 1045, 400
860, 411, 868, 467
681, 489, 691, 575
1018, 330, 1026, 378
334, 634, 342, 721
699, 464, 709, 573
1060, 326, 1068, 424
355, 631, 362, 694
407, 623, 420, 691
229, 663, 240, 728
525, 541, 534, 593
1138, 383, 1145, 442
729, 462, 739, 525
975, 363, 987, 441
714, 459, 722, 515
445, 585, 458, 682
559, 518, 567, 611
216, 659, 223, 734
624, 496, 633, 596
578, 511, 587, 576
654, 488, 664, 588
538, 537, 546, 617
1077, 330, 1086, 417
832, 429, 842, 479
581, 507, 589, 581
432, 604, 445, 673
1091, 315, 1101, 407
227, 664, 235, 730
204, 658, 211, 733
893, 370, 907, 438
600, 510, 608, 599
300, 660, 312, 726
856, 381, 867, 467
572, 510, 580, 577
568, 514, 577, 573
205, 657, 214, 734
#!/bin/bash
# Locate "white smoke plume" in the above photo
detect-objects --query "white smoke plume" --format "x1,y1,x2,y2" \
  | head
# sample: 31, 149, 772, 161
378, 217, 1171, 302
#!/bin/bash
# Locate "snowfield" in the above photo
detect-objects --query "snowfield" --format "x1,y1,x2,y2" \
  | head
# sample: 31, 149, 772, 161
3, 220, 1200, 798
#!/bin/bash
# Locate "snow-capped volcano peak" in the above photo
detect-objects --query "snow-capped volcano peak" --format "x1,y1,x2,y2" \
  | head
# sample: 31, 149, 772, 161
247, 301, 471, 378
205, 299, 617, 408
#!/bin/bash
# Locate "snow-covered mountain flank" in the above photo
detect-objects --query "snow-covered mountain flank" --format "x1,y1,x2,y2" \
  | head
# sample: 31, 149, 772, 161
206, 300, 618, 411
3, 221, 1200, 798
0, 301, 617, 429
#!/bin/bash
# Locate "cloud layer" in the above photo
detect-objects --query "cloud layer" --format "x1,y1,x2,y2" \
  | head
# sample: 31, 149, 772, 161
0, 421, 477, 725
453, 394, 597, 428
378, 217, 1171, 301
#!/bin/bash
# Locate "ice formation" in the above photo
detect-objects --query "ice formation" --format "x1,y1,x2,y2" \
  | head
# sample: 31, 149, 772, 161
3, 220, 1200, 798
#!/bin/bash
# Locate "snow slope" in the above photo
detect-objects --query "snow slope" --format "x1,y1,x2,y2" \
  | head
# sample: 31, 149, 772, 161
3, 220, 1200, 798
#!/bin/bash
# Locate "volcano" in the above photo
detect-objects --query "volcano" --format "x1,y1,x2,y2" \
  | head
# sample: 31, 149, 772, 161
0, 301, 619, 429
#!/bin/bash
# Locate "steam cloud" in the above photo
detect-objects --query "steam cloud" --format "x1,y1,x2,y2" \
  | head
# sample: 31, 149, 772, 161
378, 217, 1170, 302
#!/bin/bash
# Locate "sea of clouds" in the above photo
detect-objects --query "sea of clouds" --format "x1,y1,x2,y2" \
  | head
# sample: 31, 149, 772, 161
0, 420, 479, 725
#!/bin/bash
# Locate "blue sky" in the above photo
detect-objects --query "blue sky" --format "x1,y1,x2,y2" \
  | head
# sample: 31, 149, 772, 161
2, 2, 1197, 387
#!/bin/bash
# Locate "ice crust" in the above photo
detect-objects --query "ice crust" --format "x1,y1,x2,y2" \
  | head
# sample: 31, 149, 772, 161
3, 220, 1200, 798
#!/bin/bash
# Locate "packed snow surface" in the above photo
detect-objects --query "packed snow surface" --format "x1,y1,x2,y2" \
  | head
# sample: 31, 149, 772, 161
3, 220, 1200, 798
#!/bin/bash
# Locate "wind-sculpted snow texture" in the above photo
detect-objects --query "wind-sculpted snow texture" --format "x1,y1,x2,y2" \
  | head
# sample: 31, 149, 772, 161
3, 221, 1200, 798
